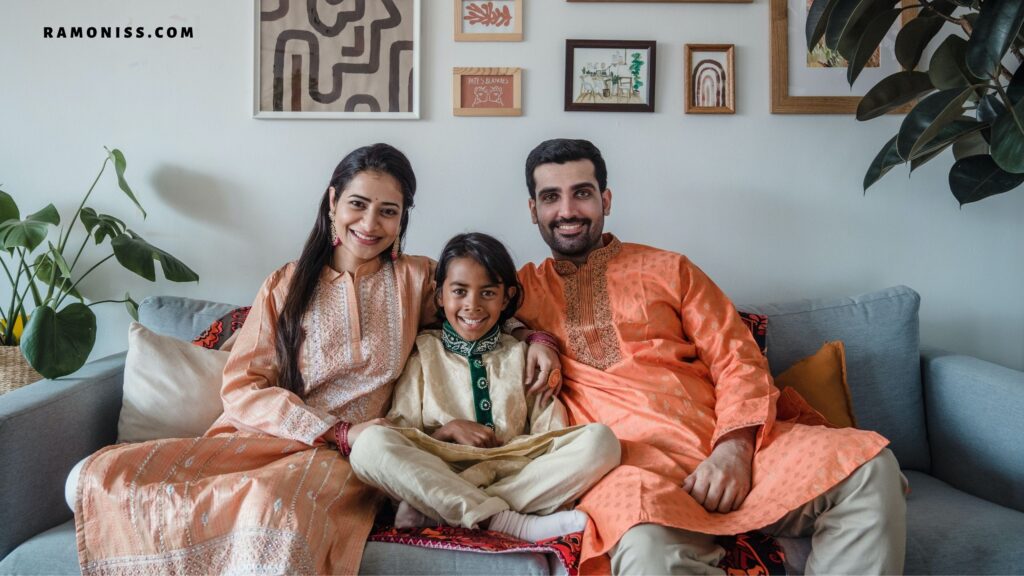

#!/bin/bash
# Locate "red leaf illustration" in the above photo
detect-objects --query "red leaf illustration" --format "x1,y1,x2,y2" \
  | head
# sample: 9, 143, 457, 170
463, 2, 513, 28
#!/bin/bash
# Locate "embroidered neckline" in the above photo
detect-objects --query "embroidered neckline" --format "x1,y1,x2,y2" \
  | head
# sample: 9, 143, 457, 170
441, 321, 501, 357
553, 233, 622, 276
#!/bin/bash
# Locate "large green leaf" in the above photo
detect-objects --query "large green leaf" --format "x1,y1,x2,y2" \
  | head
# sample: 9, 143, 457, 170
895, 1, 959, 70
1009, 64, 1024, 104
111, 231, 199, 283
0, 204, 60, 251
978, 93, 1007, 123
953, 130, 990, 159
910, 117, 988, 160
949, 154, 1024, 204
33, 253, 81, 299
105, 148, 146, 218
929, 36, 983, 90
864, 135, 904, 190
807, 0, 842, 51
828, 0, 895, 58
910, 146, 947, 172
857, 71, 934, 120
990, 100, 1024, 173
847, 9, 903, 85
897, 87, 975, 160
19, 302, 96, 379
0, 189, 20, 223
79, 207, 126, 245
125, 292, 139, 321
966, 0, 1024, 79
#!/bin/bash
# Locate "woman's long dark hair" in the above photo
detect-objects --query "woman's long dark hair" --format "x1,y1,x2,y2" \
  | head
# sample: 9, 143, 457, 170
434, 233, 523, 325
275, 143, 416, 395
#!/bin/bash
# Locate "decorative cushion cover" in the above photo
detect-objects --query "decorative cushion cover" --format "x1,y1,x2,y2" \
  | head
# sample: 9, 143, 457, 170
117, 322, 227, 443
193, 306, 251, 350
737, 311, 768, 355
773, 341, 856, 428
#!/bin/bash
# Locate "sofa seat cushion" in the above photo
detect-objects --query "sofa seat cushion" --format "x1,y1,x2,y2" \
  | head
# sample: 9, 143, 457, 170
904, 470, 1024, 575
0, 521, 554, 576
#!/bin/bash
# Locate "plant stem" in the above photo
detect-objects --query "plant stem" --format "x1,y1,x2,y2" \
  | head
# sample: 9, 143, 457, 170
4, 249, 28, 344
68, 230, 90, 274
58, 157, 108, 254
56, 254, 114, 309
86, 298, 131, 307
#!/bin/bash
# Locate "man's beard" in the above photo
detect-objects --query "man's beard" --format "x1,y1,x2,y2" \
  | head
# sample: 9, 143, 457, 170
542, 218, 599, 257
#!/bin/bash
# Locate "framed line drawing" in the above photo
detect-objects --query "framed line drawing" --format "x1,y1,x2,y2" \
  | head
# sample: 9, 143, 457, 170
565, 39, 656, 113
453, 67, 522, 116
455, 0, 523, 42
254, 0, 420, 119
685, 44, 735, 114
770, 0, 912, 114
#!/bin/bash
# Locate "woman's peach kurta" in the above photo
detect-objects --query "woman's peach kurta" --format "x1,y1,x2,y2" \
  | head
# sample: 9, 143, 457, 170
75, 255, 435, 576
515, 235, 888, 574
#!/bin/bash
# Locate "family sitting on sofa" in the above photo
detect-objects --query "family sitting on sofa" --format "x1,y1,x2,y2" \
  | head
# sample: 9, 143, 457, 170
68, 139, 907, 575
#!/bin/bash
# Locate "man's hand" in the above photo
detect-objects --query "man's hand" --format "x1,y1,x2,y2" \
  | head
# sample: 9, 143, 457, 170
682, 427, 756, 513
523, 337, 562, 404
431, 419, 499, 447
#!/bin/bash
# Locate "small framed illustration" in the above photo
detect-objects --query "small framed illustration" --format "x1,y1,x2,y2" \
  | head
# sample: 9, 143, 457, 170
453, 67, 522, 116
685, 44, 735, 114
565, 39, 656, 113
770, 0, 912, 114
454, 0, 523, 42
253, 0, 420, 119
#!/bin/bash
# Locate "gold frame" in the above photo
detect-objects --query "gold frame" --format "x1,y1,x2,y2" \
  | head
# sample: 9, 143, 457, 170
453, 67, 523, 116
685, 44, 736, 114
770, 0, 914, 114
454, 0, 523, 42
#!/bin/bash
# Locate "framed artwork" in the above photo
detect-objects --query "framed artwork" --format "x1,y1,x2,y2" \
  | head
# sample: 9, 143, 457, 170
454, 0, 523, 42
565, 40, 657, 113
567, 0, 750, 3
253, 0, 420, 119
685, 44, 735, 114
453, 67, 523, 116
770, 0, 912, 114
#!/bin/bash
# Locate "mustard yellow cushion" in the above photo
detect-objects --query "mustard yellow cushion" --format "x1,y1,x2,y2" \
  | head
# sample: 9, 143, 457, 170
774, 340, 856, 428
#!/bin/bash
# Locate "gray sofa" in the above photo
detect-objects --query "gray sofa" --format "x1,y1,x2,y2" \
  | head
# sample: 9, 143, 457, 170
1, 285, 1022, 575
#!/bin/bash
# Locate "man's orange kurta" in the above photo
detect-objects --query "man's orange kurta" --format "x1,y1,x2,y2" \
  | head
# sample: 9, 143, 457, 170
76, 255, 436, 576
515, 235, 889, 574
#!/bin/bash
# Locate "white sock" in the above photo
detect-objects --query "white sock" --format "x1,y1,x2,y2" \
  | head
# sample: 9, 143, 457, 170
486, 509, 588, 542
394, 500, 433, 529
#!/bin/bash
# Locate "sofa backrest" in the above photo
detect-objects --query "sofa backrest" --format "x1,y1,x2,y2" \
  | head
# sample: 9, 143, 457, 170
138, 296, 240, 342
742, 285, 929, 471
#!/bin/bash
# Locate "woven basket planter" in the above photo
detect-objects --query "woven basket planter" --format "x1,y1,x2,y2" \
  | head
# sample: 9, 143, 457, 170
0, 346, 42, 395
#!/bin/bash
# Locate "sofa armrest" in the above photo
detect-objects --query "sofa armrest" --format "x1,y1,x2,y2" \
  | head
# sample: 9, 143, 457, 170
921, 348, 1024, 513
0, 352, 126, 559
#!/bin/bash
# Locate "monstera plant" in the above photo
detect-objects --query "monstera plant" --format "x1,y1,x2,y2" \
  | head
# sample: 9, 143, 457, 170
807, 0, 1024, 204
0, 147, 198, 379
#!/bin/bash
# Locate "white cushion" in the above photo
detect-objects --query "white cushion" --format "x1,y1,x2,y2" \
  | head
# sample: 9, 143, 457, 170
117, 322, 227, 442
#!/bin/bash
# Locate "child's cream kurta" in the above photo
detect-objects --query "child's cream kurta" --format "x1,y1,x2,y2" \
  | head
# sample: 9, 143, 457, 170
350, 331, 621, 528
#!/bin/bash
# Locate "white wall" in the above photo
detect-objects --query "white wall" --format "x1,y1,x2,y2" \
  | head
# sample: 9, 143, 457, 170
2, 0, 1023, 370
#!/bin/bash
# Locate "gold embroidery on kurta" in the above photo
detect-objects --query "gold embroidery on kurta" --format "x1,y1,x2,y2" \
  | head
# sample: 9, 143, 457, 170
557, 236, 623, 371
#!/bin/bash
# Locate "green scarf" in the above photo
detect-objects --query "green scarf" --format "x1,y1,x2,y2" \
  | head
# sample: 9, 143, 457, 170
441, 321, 500, 429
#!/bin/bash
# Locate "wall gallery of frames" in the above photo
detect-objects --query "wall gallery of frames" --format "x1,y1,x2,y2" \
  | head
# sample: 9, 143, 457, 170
254, 0, 888, 119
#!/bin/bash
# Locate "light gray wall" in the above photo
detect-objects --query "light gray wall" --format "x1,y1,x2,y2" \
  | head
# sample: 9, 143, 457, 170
1, 0, 1022, 370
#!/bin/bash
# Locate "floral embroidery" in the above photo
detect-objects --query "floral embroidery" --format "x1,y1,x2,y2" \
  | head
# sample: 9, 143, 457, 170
557, 235, 623, 370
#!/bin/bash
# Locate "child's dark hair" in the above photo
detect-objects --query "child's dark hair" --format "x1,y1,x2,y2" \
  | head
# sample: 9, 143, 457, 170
435, 233, 523, 324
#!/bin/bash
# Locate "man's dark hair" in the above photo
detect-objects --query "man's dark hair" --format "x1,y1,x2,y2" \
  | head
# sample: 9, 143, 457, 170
524, 139, 608, 198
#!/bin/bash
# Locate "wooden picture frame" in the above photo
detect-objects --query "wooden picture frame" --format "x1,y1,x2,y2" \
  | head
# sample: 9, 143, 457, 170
770, 0, 913, 114
453, 67, 522, 116
685, 44, 735, 114
253, 0, 420, 119
454, 0, 523, 42
565, 39, 656, 113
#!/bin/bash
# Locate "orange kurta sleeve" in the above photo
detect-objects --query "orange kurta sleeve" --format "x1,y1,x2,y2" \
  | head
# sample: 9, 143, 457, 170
219, 264, 338, 445
678, 258, 778, 448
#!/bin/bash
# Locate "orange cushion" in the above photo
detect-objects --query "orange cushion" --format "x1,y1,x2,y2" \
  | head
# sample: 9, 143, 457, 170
774, 341, 856, 428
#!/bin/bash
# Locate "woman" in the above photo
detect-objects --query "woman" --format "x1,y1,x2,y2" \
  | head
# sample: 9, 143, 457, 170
73, 144, 560, 575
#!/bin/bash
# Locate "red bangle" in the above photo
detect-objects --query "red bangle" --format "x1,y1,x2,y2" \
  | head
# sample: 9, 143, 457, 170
334, 421, 352, 456
526, 331, 560, 353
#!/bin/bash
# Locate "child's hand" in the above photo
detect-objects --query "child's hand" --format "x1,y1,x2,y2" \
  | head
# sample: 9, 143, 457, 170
431, 419, 500, 447
349, 417, 392, 447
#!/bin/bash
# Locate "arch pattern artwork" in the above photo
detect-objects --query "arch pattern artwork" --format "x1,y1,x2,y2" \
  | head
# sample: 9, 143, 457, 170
693, 60, 727, 108
684, 44, 735, 114
256, 0, 419, 118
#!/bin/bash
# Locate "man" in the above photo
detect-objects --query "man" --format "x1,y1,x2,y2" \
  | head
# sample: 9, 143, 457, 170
511, 139, 906, 575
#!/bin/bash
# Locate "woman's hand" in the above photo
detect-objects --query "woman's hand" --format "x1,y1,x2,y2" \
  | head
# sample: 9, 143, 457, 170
524, 340, 562, 404
431, 419, 499, 447
348, 417, 391, 448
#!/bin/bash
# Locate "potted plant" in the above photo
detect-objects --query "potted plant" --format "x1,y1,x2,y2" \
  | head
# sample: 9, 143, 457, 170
0, 147, 198, 386
807, 0, 1024, 204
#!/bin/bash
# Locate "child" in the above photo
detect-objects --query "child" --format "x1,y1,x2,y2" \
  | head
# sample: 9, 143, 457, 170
349, 233, 621, 542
